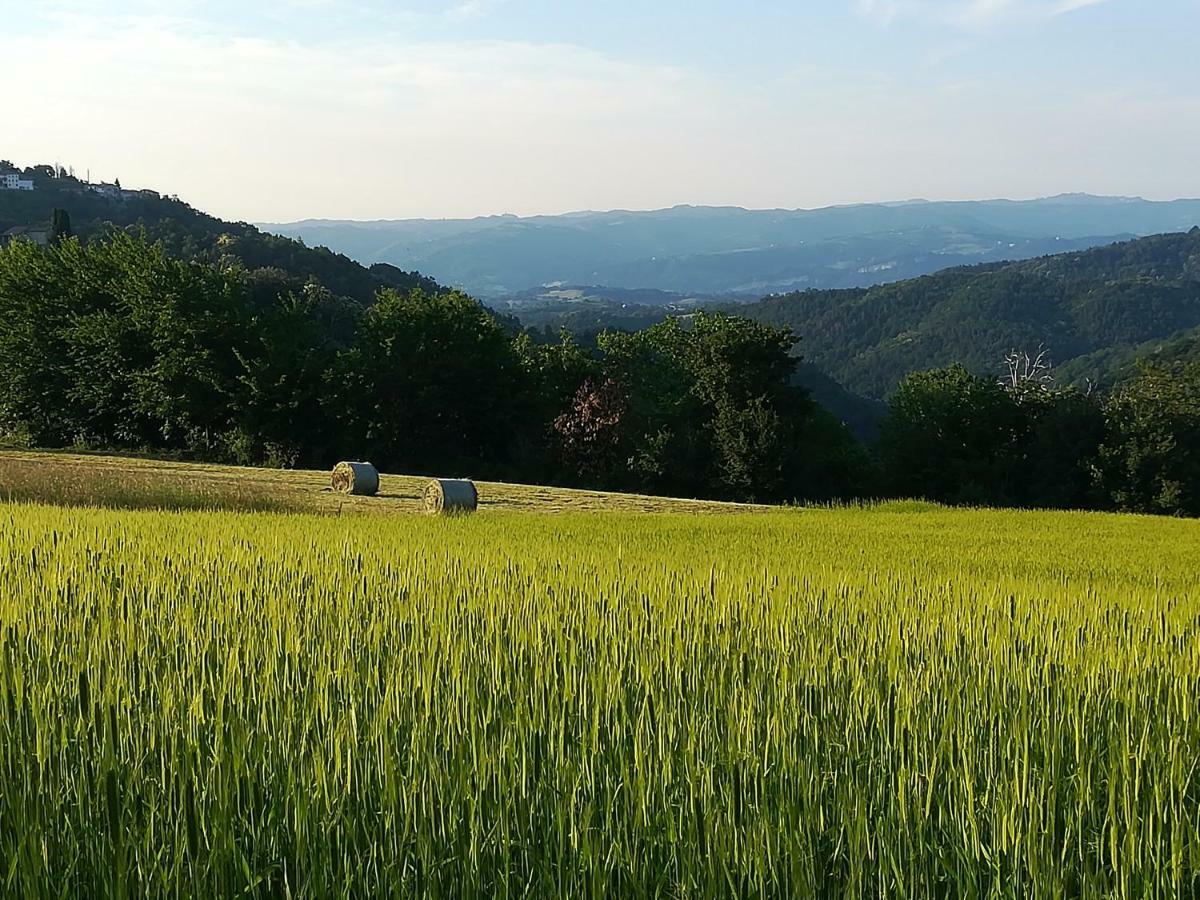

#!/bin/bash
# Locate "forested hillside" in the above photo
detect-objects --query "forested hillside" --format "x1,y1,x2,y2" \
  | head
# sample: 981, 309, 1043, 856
744, 229, 1200, 398
0, 166, 437, 304
1056, 325, 1200, 388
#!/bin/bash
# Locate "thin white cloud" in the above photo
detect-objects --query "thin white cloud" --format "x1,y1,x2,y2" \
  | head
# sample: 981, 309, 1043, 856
856, 0, 1115, 27
447, 0, 505, 22
1051, 0, 1110, 13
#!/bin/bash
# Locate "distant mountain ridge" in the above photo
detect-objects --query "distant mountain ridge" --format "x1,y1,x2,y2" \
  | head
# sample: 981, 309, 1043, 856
263, 195, 1200, 298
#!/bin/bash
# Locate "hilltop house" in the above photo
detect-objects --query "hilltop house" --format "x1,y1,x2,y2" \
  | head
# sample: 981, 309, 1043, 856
86, 181, 160, 200
87, 181, 122, 198
1, 173, 35, 191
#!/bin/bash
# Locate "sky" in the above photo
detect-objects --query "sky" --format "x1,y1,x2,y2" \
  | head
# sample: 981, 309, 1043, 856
3, 0, 1198, 222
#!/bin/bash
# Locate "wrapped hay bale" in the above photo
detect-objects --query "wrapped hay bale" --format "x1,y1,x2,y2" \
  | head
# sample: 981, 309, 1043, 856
331, 461, 380, 497
424, 478, 478, 515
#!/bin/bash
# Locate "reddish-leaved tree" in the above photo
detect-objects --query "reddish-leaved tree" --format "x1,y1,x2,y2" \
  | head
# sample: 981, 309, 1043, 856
553, 377, 627, 479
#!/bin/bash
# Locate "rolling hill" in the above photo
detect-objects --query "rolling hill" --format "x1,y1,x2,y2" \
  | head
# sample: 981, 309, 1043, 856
742, 229, 1200, 399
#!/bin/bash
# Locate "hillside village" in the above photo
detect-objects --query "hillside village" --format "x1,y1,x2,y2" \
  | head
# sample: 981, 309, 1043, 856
0, 161, 160, 200
0, 161, 170, 247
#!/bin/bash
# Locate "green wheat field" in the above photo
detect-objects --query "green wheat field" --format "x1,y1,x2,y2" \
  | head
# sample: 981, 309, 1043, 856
1, 461, 1198, 897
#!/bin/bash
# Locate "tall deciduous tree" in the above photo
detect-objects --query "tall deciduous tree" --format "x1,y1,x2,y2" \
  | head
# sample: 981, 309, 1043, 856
329, 288, 524, 474
1094, 361, 1200, 516
879, 365, 1026, 504
587, 313, 852, 501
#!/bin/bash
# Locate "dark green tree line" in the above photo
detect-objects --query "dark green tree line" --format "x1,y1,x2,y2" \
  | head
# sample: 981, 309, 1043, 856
2, 232, 1196, 513
877, 361, 1200, 516
0, 233, 850, 503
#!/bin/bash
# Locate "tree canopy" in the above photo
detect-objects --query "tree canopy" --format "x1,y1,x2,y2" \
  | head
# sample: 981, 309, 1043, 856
0, 233, 854, 504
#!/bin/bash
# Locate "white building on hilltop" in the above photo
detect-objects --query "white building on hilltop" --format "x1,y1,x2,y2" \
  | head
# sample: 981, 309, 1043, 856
1, 173, 35, 191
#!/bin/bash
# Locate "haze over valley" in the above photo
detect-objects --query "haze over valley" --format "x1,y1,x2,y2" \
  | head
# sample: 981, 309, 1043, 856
264, 194, 1200, 300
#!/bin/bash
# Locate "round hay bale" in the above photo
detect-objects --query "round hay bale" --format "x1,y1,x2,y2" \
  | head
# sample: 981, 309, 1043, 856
331, 461, 380, 496
424, 478, 478, 515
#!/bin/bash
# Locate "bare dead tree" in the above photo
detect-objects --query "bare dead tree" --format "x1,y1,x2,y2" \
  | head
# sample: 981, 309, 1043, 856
1001, 346, 1055, 392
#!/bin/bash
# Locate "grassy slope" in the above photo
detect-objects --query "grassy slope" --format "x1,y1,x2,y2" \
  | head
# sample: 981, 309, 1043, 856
0, 450, 764, 515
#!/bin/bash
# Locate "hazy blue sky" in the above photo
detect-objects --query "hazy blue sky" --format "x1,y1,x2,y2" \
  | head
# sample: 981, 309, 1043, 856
4, 0, 1197, 221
